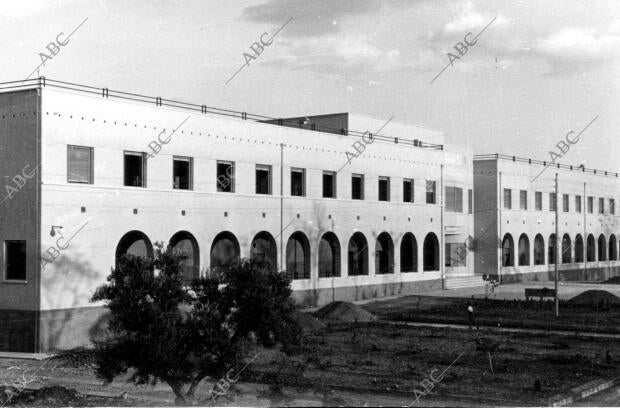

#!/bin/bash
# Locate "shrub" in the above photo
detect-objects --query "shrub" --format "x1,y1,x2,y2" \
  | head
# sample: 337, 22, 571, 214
91, 245, 301, 403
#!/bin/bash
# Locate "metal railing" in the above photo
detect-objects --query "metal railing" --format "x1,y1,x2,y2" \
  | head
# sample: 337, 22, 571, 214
474, 153, 619, 178
0, 77, 444, 151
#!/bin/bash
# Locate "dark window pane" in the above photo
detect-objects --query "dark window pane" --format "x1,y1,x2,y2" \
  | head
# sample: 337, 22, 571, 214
403, 179, 413, 203
291, 169, 305, 196
68, 146, 92, 183
217, 162, 234, 192
6, 241, 26, 280
352, 174, 363, 200
256, 165, 271, 195
323, 172, 336, 198
124, 153, 144, 187
173, 158, 191, 190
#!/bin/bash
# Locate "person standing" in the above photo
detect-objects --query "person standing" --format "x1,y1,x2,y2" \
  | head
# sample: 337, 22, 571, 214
467, 302, 478, 330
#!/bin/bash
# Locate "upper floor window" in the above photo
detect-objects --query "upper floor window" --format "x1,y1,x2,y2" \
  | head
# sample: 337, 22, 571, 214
173, 156, 193, 190
503, 188, 512, 210
403, 179, 414, 203
216, 161, 235, 193
575, 195, 582, 213
445, 186, 463, 213
291, 168, 305, 197
535, 191, 542, 211
67, 145, 93, 184
4, 240, 26, 281
378, 176, 390, 202
352, 174, 364, 200
611, 198, 616, 215
426, 180, 436, 204
255, 164, 272, 195
587, 196, 593, 213
599, 197, 605, 214
468, 189, 473, 214
549, 192, 556, 211
562, 194, 569, 212
519, 190, 527, 210
323, 171, 336, 198
124, 151, 146, 187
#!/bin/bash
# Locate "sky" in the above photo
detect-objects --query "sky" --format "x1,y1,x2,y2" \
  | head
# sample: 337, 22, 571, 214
3, 0, 619, 172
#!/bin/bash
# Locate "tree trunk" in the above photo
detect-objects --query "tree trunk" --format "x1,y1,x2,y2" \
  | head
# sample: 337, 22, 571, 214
168, 381, 187, 404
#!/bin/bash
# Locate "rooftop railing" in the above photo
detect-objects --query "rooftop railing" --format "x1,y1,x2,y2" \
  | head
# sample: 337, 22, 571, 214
474, 153, 619, 178
0, 77, 444, 151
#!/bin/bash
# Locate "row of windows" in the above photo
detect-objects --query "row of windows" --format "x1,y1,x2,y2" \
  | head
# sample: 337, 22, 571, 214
503, 188, 616, 215
501, 233, 619, 267
68, 145, 443, 203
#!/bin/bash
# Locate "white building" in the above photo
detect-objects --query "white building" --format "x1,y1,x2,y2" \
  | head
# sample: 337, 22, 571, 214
0, 78, 474, 352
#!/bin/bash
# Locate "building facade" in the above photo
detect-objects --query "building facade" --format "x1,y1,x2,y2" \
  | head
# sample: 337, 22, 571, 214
0, 78, 474, 352
474, 154, 620, 283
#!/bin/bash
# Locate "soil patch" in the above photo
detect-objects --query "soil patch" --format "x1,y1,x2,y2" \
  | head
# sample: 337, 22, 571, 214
314, 301, 377, 322
568, 290, 620, 305
291, 311, 326, 333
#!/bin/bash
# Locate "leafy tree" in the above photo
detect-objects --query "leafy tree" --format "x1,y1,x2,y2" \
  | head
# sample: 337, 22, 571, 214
91, 245, 301, 403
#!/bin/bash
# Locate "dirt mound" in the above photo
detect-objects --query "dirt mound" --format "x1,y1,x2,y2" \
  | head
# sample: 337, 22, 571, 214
291, 311, 326, 332
314, 301, 377, 322
568, 290, 620, 305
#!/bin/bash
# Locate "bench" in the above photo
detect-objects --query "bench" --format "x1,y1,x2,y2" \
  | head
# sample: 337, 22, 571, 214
525, 287, 556, 301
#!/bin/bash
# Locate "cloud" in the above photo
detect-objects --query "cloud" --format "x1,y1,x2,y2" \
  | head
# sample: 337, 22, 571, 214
441, 1, 508, 37
243, 0, 385, 38
534, 24, 620, 61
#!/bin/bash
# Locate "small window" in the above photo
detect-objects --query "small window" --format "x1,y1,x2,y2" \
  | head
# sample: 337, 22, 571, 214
323, 171, 336, 198
549, 192, 556, 211
5, 240, 26, 281
503, 189, 512, 210
519, 190, 527, 210
575, 196, 582, 213
67, 145, 93, 184
378, 177, 390, 202
124, 151, 146, 187
291, 168, 305, 197
403, 179, 414, 203
352, 174, 364, 200
468, 189, 473, 214
173, 157, 192, 190
445, 186, 463, 212
255, 164, 272, 195
217, 161, 235, 193
562, 194, 569, 212
426, 180, 436, 204
535, 192, 542, 211
611, 198, 616, 215
587, 196, 593, 213
599, 197, 605, 214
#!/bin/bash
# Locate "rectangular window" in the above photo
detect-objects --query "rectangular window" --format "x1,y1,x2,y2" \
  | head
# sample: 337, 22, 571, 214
255, 164, 272, 195
535, 192, 542, 211
67, 145, 93, 184
445, 243, 466, 267
351, 174, 364, 200
403, 179, 414, 203
173, 156, 192, 190
124, 151, 146, 187
611, 198, 616, 215
445, 186, 463, 213
323, 171, 336, 198
5, 241, 26, 281
503, 188, 512, 210
587, 196, 593, 213
599, 197, 605, 214
468, 189, 473, 214
378, 176, 390, 202
290, 168, 305, 197
216, 161, 235, 193
575, 195, 582, 213
426, 180, 436, 204
563, 194, 569, 212
549, 192, 556, 211
519, 190, 527, 210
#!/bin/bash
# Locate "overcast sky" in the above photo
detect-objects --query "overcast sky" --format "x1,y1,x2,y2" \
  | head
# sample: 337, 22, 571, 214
3, 0, 619, 173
